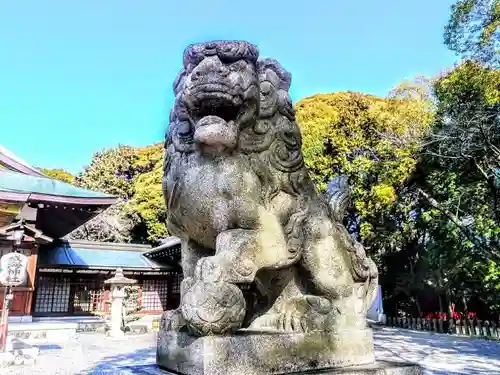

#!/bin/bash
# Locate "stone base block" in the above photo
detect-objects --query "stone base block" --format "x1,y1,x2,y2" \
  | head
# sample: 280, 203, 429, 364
139, 362, 420, 375
157, 329, 404, 375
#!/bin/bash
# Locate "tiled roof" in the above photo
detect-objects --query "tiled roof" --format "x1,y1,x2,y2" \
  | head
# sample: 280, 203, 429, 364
0, 169, 114, 199
38, 241, 173, 270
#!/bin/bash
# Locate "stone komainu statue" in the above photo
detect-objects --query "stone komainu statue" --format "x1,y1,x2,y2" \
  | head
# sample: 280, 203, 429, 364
162, 40, 378, 337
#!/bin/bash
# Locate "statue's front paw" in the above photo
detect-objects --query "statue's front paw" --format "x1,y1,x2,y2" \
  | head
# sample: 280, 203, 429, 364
249, 296, 333, 333
248, 310, 307, 333
305, 295, 333, 314
195, 255, 257, 284
160, 309, 186, 332
195, 256, 224, 283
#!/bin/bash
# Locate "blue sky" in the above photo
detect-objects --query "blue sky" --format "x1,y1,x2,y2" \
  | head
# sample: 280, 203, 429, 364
1, 0, 458, 174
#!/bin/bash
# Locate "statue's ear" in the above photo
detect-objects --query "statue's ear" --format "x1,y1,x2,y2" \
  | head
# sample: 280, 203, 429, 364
173, 70, 187, 96
278, 91, 295, 121
257, 59, 292, 91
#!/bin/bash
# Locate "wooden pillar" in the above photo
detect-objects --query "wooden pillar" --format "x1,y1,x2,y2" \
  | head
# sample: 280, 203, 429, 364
166, 273, 174, 310
23, 244, 39, 315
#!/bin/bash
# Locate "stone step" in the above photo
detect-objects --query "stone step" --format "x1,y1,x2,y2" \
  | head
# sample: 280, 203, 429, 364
76, 319, 107, 333
8, 321, 78, 341
33, 316, 107, 334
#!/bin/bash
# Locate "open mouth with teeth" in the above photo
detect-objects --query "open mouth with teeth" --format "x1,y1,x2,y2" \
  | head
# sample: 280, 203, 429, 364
185, 83, 243, 122
194, 97, 240, 122
184, 88, 242, 154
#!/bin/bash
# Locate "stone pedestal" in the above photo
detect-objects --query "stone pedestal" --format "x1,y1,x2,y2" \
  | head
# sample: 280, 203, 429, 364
109, 291, 125, 338
157, 329, 421, 375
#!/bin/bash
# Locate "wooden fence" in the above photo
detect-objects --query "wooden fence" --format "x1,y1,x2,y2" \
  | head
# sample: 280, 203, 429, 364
385, 316, 500, 339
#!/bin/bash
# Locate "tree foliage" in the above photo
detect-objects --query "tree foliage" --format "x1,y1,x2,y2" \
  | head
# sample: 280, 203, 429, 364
40, 144, 167, 244
444, 0, 500, 66
39, 168, 76, 184
430, 61, 500, 241
296, 91, 434, 245
75, 143, 167, 244
411, 59, 500, 315
294, 59, 500, 318
69, 202, 135, 243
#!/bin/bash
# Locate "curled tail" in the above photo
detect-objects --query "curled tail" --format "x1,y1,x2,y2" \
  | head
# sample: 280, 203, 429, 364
325, 175, 378, 311
325, 175, 351, 222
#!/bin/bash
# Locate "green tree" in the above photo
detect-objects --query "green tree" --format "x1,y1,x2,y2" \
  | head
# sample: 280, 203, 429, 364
77, 145, 140, 199
444, 0, 499, 66
426, 61, 500, 259
295, 88, 436, 314
128, 145, 168, 243
75, 143, 167, 244
39, 168, 76, 184
412, 60, 500, 317
295, 91, 433, 244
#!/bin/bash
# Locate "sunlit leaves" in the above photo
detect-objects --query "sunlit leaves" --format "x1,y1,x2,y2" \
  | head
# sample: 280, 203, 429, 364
296, 90, 433, 245
444, 0, 500, 66
39, 168, 76, 185
71, 143, 167, 244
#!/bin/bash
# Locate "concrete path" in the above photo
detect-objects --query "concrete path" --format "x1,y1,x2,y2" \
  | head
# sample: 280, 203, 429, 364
1, 327, 499, 374
374, 327, 500, 375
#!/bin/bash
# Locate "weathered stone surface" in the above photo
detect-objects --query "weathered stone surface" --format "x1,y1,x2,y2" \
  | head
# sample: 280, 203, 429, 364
325, 362, 420, 375
159, 39, 418, 374
157, 331, 421, 375
157, 330, 377, 375
140, 362, 421, 375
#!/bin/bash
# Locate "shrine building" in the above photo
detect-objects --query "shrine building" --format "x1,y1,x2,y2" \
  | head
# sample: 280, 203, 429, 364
0, 146, 182, 320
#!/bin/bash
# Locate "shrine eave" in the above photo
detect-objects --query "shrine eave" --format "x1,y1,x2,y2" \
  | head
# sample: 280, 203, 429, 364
0, 190, 117, 206
143, 236, 182, 266
0, 146, 46, 177
0, 170, 118, 206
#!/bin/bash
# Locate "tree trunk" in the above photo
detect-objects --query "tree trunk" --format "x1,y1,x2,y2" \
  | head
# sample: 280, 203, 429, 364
445, 289, 452, 317
415, 299, 422, 317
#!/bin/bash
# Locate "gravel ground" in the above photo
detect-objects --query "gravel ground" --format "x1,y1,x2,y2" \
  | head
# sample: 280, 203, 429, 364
1, 327, 499, 375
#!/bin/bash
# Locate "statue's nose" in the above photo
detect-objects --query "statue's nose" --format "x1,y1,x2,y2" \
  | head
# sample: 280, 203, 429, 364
191, 56, 229, 81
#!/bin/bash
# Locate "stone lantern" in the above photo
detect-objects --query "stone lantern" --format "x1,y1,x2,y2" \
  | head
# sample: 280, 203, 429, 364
104, 268, 137, 338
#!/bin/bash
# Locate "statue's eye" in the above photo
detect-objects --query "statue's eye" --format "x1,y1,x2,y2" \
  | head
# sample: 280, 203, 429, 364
178, 121, 192, 136
260, 81, 273, 96
229, 60, 246, 71
177, 110, 189, 121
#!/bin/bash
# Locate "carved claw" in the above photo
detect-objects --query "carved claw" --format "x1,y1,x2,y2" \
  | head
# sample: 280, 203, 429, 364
305, 295, 332, 314
248, 295, 332, 333
278, 310, 307, 332
281, 295, 332, 332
